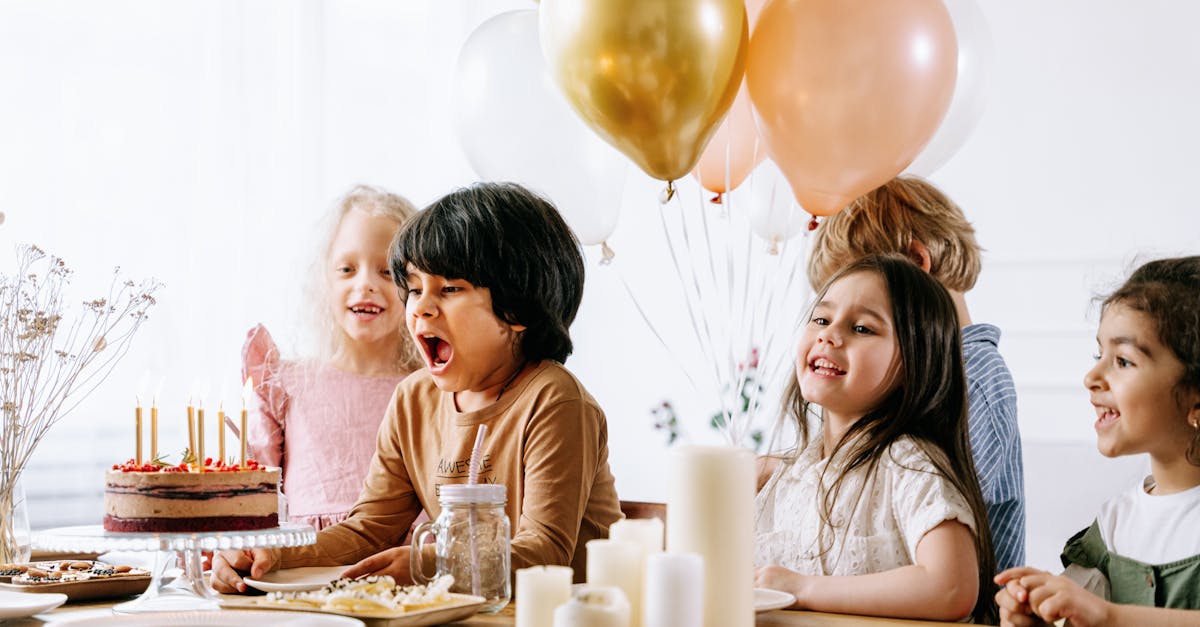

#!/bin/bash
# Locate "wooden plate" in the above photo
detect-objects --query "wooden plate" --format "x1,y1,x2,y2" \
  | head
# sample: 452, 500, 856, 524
0, 574, 151, 601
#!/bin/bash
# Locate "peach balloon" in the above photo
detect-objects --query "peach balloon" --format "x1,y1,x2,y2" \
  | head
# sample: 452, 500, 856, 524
746, 0, 957, 216
690, 0, 770, 195
692, 80, 764, 195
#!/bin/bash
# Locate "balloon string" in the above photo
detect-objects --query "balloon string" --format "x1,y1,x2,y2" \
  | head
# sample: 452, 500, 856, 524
736, 182, 768, 445
658, 195, 725, 404
637, 170, 816, 449
759, 235, 813, 440
609, 259, 705, 398
725, 168, 775, 446
674, 187, 729, 412
745, 268, 792, 447
718, 183, 750, 445
695, 182, 735, 425
719, 184, 740, 444
735, 197, 813, 446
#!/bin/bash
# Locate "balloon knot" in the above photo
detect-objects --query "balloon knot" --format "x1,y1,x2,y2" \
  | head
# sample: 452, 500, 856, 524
599, 241, 616, 265
710, 193, 723, 205
659, 181, 677, 205
807, 215, 820, 231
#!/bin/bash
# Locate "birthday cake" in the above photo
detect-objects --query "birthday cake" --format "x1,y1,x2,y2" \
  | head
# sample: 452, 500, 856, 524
103, 459, 280, 533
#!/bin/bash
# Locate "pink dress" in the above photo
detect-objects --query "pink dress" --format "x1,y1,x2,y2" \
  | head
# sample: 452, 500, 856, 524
242, 325, 407, 531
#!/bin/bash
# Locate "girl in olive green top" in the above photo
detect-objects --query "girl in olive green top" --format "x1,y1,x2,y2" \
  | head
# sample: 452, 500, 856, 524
995, 256, 1200, 627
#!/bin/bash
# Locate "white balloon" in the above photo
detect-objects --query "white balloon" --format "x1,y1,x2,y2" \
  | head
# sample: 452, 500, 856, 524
747, 160, 806, 246
904, 0, 994, 177
452, 10, 628, 245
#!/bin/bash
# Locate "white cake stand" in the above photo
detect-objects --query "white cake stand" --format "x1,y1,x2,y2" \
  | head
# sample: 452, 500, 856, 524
31, 523, 316, 613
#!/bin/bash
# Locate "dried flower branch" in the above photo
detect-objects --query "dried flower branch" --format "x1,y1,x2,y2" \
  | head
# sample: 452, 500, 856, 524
1, 245, 161, 529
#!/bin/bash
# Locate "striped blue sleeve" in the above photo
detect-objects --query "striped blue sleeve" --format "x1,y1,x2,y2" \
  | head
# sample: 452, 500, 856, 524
963, 323, 1026, 572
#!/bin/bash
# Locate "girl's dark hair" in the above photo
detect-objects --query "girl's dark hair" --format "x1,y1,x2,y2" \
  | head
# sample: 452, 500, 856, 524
1103, 256, 1200, 464
390, 182, 585, 363
780, 254, 996, 624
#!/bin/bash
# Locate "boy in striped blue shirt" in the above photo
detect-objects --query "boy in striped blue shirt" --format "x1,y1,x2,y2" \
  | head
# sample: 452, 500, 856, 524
807, 176, 1025, 573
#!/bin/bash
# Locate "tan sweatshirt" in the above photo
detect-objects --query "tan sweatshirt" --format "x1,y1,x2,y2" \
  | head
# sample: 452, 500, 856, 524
278, 360, 622, 579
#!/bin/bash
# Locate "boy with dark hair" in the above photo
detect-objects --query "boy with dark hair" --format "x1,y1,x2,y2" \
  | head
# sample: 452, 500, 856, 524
213, 182, 621, 590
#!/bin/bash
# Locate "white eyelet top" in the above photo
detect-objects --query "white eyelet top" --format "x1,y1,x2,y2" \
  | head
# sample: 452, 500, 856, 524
755, 434, 977, 576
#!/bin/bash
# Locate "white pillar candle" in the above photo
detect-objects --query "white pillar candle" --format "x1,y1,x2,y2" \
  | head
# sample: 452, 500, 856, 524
553, 584, 630, 627
605, 518, 662, 627
642, 552, 704, 627
608, 518, 663, 554
586, 540, 642, 627
666, 445, 755, 627
517, 565, 573, 627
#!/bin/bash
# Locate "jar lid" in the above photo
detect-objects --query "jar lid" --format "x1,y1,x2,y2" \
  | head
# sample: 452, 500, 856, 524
439, 483, 506, 504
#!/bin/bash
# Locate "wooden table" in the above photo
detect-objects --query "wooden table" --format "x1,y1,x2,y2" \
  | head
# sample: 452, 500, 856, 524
18, 598, 963, 626
447, 604, 962, 626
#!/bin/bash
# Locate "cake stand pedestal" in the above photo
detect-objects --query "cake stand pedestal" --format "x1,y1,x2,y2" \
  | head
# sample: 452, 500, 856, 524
31, 523, 316, 613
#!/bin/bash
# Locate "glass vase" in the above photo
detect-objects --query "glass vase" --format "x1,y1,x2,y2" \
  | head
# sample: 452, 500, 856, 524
0, 473, 32, 564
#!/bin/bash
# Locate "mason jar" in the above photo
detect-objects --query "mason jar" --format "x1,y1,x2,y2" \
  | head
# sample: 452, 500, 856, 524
410, 484, 511, 612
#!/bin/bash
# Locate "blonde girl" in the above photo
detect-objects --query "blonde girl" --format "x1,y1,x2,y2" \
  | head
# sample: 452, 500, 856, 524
242, 184, 421, 530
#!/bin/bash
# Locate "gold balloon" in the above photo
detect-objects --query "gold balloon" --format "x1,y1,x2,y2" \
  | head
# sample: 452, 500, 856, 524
539, 0, 748, 182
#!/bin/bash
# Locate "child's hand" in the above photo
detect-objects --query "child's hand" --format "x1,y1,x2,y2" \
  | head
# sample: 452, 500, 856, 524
996, 567, 1113, 627
210, 548, 278, 594
1015, 570, 1111, 627
339, 546, 414, 584
753, 565, 805, 609
995, 567, 1051, 626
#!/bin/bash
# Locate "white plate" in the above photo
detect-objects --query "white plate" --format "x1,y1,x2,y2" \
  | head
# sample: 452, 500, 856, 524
0, 589, 69, 618
755, 587, 795, 612
51, 609, 365, 626
244, 566, 350, 593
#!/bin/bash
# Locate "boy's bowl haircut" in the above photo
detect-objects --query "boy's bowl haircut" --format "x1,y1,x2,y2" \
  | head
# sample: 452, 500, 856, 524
391, 182, 585, 364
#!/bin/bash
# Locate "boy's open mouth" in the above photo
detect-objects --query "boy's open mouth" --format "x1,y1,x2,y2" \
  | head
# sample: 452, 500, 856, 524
809, 357, 846, 376
1095, 405, 1120, 427
421, 335, 453, 367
